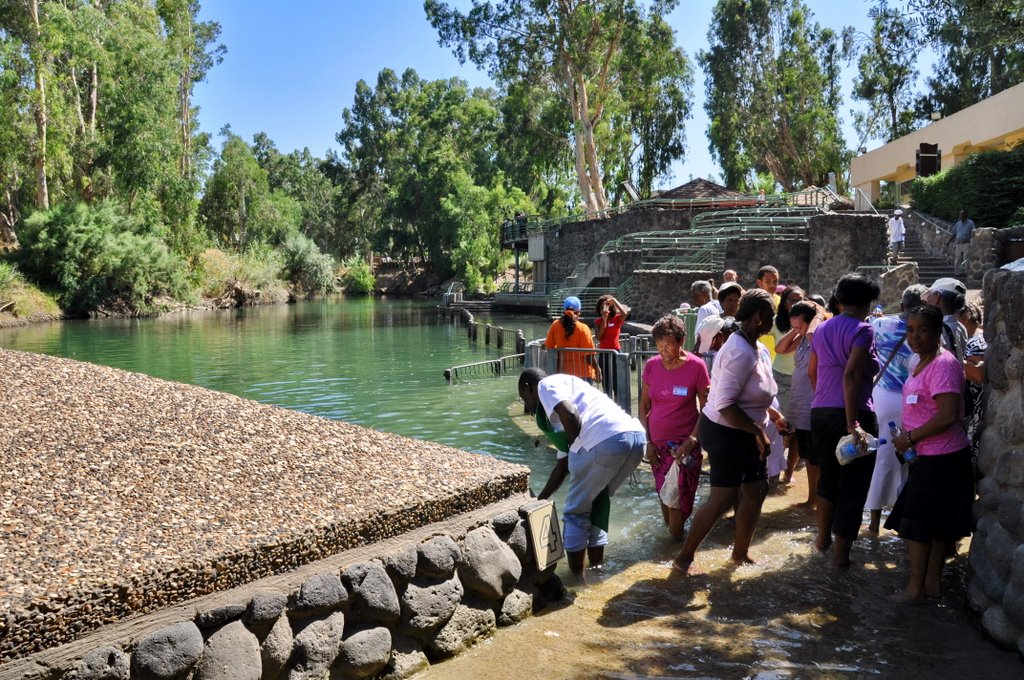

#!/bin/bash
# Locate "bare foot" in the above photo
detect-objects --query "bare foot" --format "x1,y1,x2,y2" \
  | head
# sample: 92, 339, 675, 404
833, 558, 852, 568
865, 525, 880, 536
731, 553, 756, 565
891, 588, 927, 604
816, 537, 833, 553
670, 556, 697, 575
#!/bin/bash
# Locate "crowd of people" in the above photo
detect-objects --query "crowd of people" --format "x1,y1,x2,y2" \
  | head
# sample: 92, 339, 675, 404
522, 262, 987, 603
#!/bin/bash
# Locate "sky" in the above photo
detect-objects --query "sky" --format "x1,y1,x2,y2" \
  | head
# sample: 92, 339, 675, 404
193, 0, 920, 190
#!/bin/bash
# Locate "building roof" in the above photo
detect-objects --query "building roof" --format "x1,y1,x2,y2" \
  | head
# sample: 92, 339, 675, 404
655, 177, 744, 200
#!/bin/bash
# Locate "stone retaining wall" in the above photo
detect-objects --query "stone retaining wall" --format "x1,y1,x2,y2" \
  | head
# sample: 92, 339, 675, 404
627, 270, 714, 323
968, 268, 1024, 653
808, 213, 887, 297
723, 238, 809, 290
2, 496, 562, 679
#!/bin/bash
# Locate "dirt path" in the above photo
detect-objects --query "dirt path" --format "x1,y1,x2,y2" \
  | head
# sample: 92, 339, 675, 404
422, 473, 1022, 679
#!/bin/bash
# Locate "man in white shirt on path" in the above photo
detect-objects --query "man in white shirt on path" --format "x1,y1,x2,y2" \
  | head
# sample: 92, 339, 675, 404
887, 209, 905, 263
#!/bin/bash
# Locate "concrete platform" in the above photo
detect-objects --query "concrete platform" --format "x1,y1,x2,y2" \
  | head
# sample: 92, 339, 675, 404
0, 349, 529, 662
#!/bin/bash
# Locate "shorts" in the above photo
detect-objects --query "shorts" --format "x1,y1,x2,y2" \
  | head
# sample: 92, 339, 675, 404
812, 407, 878, 540
699, 414, 767, 488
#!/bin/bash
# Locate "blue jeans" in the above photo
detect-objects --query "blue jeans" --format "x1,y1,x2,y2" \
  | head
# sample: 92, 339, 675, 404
562, 430, 646, 552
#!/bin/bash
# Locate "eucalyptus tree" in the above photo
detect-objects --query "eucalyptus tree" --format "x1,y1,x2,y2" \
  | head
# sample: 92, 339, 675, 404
851, 1, 919, 143
701, 0, 847, 192
425, 0, 693, 213
905, 0, 1024, 119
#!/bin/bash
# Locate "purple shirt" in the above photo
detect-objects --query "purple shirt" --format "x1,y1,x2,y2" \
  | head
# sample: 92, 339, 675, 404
810, 314, 878, 411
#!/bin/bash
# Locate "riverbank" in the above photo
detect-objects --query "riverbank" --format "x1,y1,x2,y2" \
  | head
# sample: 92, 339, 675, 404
420, 471, 1023, 679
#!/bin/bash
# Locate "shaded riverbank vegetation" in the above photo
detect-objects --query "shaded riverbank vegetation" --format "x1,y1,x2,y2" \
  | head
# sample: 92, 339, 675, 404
1, 1, 1020, 322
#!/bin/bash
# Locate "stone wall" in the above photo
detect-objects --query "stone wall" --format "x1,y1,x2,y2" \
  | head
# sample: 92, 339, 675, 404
542, 208, 705, 286
628, 270, 714, 323
723, 238, 810, 290
968, 268, 1024, 654
904, 211, 999, 286
995, 225, 1024, 268
807, 213, 887, 297
2, 496, 563, 680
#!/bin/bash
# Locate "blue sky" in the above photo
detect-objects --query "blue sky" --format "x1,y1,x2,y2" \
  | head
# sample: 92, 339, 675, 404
193, 0, 915, 189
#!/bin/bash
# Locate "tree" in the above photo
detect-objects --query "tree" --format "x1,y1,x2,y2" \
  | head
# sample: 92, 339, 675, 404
851, 1, 919, 143
904, 0, 1024, 118
199, 133, 274, 250
425, 0, 692, 214
701, 0, 848, 191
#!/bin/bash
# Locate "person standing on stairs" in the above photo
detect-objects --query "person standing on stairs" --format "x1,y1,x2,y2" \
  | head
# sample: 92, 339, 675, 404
888, 210, 906, 264
948, 210, 976, 276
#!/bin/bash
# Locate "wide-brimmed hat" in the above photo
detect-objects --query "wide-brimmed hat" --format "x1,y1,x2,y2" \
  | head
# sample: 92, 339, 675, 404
563, 296, 582, 312
929, 277, 966, 296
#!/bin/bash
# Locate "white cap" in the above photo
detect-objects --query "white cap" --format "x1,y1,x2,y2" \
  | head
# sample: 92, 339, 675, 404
696, 314, 727, 354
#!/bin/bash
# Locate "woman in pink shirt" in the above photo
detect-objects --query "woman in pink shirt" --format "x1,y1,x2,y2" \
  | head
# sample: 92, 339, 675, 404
887, 304, 973, 603
672, 289, 790, 572
639, 315, 710, 539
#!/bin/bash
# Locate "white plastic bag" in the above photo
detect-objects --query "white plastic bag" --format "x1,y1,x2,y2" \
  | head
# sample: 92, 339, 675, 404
659, 459, 681, 507
835, 433, 874, 465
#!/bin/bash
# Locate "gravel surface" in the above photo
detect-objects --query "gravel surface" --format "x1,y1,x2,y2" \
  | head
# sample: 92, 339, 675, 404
0, 348, 529, 660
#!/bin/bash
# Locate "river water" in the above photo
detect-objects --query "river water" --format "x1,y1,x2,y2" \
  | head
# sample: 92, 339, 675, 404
3, 298, 1018, 677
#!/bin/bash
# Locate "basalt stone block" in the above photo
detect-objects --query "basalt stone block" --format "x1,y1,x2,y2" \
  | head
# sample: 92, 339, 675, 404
331, 626, 392, 679
400, 575, 463, 633
458, 526, 522, 600
1006, 352, 1024, 385
996, 449, 1024, 488
289, 611, 345, 680
997, 492, 1024, 532
424, 603, 496, 660
977, 431, 1005, 480
491, 511, 520, 536
376, 635, 428, 680
260, 615, 293, 680
997, 274, 1024, 346
497, 589, 533, 627
382, 547, 418, 584
71, 646, 129, 680
971, 538, 1007, 603
194, 621, 261, 680
995, 389, 1024, 447
195, 603, 247, 630
131, 621, 204, 680
982, 605, 1021, 648
985, 333, 1012, 391
986, 522, 1016, 581
505, 520, 531, 564
416, 535, 461, 579
247, 589, 288, 627
341, 562, 400, 624
968, 580, 993, 612
292, 572, 348, 618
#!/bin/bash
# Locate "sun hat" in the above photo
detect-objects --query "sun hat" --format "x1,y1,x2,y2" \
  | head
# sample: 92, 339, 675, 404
696, 314, 727, 354
894, 209, 903, 215
563, 296, 582, 312
718, 281, 742, 296
929, 277, 966, 296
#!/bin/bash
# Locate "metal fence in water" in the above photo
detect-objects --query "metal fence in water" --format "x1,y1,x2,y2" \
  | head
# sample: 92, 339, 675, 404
443, 354, 525, 382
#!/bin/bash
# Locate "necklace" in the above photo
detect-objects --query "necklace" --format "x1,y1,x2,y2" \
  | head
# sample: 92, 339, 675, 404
913, 349, 940, 376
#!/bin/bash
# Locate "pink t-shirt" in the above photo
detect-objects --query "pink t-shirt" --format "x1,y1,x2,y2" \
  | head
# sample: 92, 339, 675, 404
902, 350, 969, 456
704, 332, 777, 430
642, 352, 710, 446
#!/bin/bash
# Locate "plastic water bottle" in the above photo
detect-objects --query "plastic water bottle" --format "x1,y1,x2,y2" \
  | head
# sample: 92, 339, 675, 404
888, 421, 918, 464
839, 434, 885, 463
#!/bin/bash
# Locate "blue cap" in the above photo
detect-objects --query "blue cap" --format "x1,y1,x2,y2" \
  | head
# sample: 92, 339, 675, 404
563, 296, 582, 312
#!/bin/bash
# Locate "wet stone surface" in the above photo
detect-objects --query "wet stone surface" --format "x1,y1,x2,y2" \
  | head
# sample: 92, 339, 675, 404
0, 349, 528, 662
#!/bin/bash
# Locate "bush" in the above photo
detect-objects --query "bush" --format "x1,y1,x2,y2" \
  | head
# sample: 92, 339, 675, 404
0, 261, 62, 322
13, 201, 190, 315
281, 233, 336, 296
195, 247, 287, 300
340, 257, 375, 295
911, 146, 1024, 228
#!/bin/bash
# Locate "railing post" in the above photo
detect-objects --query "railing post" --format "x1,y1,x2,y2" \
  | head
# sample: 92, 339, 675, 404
496, 326, 504, 349
485, 324, 492, 345
615, 351, 632, 414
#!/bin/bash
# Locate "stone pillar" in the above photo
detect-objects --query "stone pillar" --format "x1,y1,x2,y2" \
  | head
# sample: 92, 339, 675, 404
807, 213, 886, 297
968, 268, 1024, 653
966, 227, 999, 286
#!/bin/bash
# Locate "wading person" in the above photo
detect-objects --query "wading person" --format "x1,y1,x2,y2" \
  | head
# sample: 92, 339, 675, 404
671, 289, 789, 573
886, 305, 974, 602
518, 368, 645, 574
810, 273, 880, 567
594, 294, 628, 396
781, 300, 827, 507
545, 296, 600, 383
639, 315, 710, 540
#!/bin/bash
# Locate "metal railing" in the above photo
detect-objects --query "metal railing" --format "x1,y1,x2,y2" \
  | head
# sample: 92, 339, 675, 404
444, 354, 525, 382
496, 281, 563, 295
524, 341, 634, 413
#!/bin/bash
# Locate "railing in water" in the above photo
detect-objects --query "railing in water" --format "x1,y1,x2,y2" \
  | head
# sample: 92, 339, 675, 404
444, 354, 525, 382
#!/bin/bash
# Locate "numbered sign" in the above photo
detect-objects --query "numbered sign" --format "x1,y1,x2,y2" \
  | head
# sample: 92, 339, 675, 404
525, 500, 564, 568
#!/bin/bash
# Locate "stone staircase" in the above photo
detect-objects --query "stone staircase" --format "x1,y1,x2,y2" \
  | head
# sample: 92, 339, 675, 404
895, 228, 958, 284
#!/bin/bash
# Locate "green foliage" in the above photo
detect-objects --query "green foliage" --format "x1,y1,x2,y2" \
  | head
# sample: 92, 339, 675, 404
194, 247, 286, 299
851, 2, 919, 143
910, 146, 1024, 228
281, 233, 336, 296
701, 0, 847, 191
13, 201, 189, 315
0, 261, 61, 321
340, 257, 374, 295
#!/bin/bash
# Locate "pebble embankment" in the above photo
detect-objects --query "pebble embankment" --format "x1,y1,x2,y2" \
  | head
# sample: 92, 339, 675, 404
0, 348, 529, 661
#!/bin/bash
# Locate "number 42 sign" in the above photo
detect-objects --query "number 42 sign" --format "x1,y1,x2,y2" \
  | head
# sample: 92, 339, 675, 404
525, 500, 565, 569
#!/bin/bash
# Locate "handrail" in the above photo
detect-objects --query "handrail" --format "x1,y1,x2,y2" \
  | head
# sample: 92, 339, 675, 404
911, 210, 953, 235
853, 187, 879, 215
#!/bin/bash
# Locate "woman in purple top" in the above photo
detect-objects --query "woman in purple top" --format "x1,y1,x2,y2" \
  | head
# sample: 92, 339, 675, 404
886, 305, 973, 602
809, 273, 880, 567
672, 289, 790, 573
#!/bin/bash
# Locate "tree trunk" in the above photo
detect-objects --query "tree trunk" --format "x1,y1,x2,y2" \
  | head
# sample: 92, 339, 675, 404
28, 0, 49, 211
577, 76, 608, 213
564, 62, 596, 214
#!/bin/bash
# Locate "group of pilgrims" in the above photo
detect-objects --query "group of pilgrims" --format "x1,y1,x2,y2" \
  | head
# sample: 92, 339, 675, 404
521, 265, 984, 604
